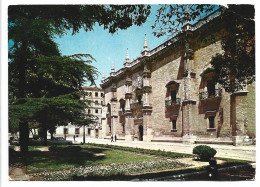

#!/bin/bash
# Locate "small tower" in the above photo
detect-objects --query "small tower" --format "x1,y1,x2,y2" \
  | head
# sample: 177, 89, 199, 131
101, 72, 105, 83
143, 34, 148, 51
124, 48, 130, 67
141, 34, 149, 56
110, 62, 115, 76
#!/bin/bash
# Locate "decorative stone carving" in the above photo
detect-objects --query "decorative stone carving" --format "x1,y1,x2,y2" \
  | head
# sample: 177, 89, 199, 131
137, 73, 143, 89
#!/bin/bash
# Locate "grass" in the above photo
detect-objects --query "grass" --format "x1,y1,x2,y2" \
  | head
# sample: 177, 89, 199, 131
86, 143, 192, 158
12, 145, 160, 174
9, 144, 254, 181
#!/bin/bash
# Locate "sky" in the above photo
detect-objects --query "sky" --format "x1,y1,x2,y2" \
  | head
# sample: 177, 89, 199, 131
54, 5, 169, 87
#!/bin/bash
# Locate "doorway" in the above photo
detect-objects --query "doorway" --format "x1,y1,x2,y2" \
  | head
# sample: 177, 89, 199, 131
138, 125, 143, 141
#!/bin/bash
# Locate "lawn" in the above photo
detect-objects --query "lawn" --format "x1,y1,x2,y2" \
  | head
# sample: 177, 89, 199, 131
9, 145, 188, 180
22, 145, 160, 173
9, 145, 254, 181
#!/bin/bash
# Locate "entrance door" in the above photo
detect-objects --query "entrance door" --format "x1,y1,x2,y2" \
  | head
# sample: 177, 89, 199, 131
95, 129, 99, 138
138, 125, 143, 141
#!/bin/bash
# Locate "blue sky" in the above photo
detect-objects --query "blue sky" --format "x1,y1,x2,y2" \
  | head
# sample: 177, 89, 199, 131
54, 5, 169, 87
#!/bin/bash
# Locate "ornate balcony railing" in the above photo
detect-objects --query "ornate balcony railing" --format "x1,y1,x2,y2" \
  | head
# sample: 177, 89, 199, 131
199, 89, 222, 100
130, 101, 143, 109
165, 98, 181, 106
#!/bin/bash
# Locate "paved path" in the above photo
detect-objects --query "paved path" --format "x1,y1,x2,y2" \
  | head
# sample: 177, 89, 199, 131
82, 138, 256, 162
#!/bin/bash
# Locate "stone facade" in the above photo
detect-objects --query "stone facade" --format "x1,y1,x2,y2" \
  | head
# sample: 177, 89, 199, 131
100, 9, 255, 145
55, 87, 105, 141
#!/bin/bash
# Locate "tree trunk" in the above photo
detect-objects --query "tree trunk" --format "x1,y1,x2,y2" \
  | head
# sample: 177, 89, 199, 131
51, 132, 54, 140
43, 123, 47, 146
19, 122, 29, 154
83, 125, 85, 144
18, 40, 28, 154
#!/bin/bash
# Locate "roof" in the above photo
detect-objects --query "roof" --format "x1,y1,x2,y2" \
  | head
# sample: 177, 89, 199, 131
83, 86, 103, 91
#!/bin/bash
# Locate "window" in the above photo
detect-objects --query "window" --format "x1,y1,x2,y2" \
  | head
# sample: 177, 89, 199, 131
101, 93, 104, 97
138, 95, 142, 105
95, 109, 98, 114
101, 101, 103, 106
75, 128, 80, 134
63, 128, 68, 135
95, 100, 98, 105
209, 116, 215, 129
207, 80, 215, 97
171, 90, 177, 102
109, 125, 111, 133
88, 128, 91, 135
95, 92, 98, 97
172, 120, 177, 130
122, 124, 125, 133
88, 109, 91, 114
89, 92, 92, 97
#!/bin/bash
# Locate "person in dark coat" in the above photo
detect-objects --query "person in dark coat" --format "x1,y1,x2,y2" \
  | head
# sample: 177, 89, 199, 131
111, 135, 114, 142
115, 134, 117, 142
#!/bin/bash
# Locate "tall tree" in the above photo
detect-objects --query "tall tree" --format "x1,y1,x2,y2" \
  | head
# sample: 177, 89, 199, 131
152, 4, 255, 92
8, 5, 151, 153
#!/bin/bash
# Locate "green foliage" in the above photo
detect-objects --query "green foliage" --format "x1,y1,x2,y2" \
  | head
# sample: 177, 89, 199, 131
8, 5, 151, 35
210, 5, 255, 92
152, 4, 219, 37
8, 5, 151, 152
192, 145, 217, 161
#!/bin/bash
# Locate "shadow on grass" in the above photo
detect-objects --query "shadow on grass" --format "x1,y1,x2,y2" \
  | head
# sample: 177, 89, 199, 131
9, 146, 108, 172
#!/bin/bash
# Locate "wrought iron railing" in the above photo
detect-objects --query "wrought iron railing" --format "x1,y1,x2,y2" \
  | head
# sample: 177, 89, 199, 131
199, 89, 222, 100
130, 101, 143, 109
165, 98, 181, 106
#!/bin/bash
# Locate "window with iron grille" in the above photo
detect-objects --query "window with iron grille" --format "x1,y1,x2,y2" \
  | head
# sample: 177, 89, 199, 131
172, 120, 177, 130
209, 116, 215, 128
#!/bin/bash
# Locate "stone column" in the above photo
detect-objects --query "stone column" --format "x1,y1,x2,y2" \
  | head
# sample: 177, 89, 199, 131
231, 90, 249, 146
142, 107, 153, 142
125, 112, 134, 141
110, 84, 118, 137
101, 106, 107, 138
124, 76, 134, 141
142, 65, 153, 141
182, 46, 197, 144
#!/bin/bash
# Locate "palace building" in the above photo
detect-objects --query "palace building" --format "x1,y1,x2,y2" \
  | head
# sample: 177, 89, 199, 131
100, 9, 255, 145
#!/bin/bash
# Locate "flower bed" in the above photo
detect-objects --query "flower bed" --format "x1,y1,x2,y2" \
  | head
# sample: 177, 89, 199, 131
33, 160, 188, 181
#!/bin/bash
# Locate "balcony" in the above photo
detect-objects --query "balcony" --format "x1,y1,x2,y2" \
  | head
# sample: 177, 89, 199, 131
130, 101, 143, 110
165, 98, 181, 106
199, 89, 222, 100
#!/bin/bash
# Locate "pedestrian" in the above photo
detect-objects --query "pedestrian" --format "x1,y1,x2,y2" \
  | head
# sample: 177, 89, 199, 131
115, 134, 117, 142
73, 135, 76, 142
111, 135, 114, 142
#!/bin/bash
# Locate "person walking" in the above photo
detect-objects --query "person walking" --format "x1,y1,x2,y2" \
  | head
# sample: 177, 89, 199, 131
73, 135, 76, 142
111, 135, 114, 142
114, 134, 117, 142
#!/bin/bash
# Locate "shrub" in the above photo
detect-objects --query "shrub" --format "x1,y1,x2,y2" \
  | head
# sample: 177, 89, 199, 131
192, 145, 217, 161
